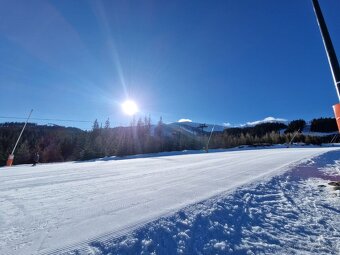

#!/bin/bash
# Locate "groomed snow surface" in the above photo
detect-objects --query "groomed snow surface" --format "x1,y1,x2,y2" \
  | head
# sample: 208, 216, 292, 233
1, 147, 339, 255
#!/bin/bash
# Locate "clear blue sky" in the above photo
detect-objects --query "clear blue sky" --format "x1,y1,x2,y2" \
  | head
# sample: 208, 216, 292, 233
1, 0, 339, 129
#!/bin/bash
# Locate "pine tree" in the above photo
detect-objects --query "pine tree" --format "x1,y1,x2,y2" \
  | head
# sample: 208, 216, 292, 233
104, 118, 110, 129
92, 119, 99, 130
155, 117, 163, 137
16, 141, 31, 163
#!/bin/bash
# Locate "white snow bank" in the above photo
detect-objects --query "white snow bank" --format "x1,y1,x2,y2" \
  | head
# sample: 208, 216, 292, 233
321, 159, 340, 177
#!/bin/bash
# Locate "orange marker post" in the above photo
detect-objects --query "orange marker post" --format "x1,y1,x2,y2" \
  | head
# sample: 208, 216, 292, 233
333, 104, 340, 132
6, 154, 14, 167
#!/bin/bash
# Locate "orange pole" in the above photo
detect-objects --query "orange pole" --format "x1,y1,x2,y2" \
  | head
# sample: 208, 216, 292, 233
333, 104, 340, 132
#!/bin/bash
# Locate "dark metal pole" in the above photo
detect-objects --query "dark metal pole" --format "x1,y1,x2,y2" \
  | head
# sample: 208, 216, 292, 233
312, 0, 340, 101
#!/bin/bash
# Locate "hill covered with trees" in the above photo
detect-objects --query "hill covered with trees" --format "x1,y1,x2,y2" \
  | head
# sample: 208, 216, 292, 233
0, 117, 338, 166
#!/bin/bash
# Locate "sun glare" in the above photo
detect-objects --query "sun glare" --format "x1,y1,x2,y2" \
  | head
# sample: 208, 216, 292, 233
122, 100, 139, 116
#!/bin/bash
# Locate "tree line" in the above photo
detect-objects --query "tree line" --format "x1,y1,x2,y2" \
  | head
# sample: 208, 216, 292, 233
0, 117, 338, 166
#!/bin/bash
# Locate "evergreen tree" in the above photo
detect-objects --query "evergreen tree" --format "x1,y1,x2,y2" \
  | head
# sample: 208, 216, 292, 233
155, 117, 164, 137
16, 141, 31, 164
310, 117, 337, 132
92, 119, 99, 130
285, 119, 306, 133
154, 117, 163, 151
104, 118, 110, 129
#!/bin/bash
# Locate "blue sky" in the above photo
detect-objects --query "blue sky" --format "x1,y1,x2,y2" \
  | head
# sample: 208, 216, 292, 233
1, 0, 339, 129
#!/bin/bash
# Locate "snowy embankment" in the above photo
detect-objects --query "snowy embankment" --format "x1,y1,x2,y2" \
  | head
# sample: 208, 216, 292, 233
0, 147, 338, 254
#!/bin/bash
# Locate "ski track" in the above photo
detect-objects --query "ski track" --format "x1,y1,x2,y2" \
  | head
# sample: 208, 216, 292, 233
77, 152, 340, 255
0, 147, 338, 254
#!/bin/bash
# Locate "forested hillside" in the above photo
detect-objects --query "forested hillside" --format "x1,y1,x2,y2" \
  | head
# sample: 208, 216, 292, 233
0, 117, 337, 166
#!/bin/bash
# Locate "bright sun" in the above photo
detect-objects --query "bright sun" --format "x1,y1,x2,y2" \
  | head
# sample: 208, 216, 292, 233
121, 100, 139, 116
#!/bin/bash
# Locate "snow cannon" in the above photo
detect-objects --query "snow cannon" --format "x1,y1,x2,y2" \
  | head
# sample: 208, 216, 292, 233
6, 109, 33, 167
312, 0, 340, 132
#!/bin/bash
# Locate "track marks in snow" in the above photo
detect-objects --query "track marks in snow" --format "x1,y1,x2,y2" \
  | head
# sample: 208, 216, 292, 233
75, 152, 340, 255
1, 147, 338, 254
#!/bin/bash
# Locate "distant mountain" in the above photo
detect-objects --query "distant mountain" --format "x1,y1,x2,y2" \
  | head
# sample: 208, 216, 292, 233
240, 117, 289, 127
170, 117, 290, 133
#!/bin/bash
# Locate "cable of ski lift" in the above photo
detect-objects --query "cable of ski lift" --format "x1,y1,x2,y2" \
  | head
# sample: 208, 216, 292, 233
0, 116, 92, 123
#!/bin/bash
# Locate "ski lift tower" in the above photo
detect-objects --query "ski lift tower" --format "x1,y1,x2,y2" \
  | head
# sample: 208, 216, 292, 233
312, 0, 340, 132
198, 123, 208, 149
198, 123, 208, 134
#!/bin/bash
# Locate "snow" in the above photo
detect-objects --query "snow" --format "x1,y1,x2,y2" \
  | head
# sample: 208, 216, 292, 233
73, 150, 340, 255
321, 159, 340, 176
243, 116, 288, 126
302, 131, 337, 137
0, 147, 339, 254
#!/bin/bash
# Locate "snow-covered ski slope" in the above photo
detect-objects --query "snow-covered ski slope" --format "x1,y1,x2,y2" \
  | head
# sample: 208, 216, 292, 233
0, 147, 338, 254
